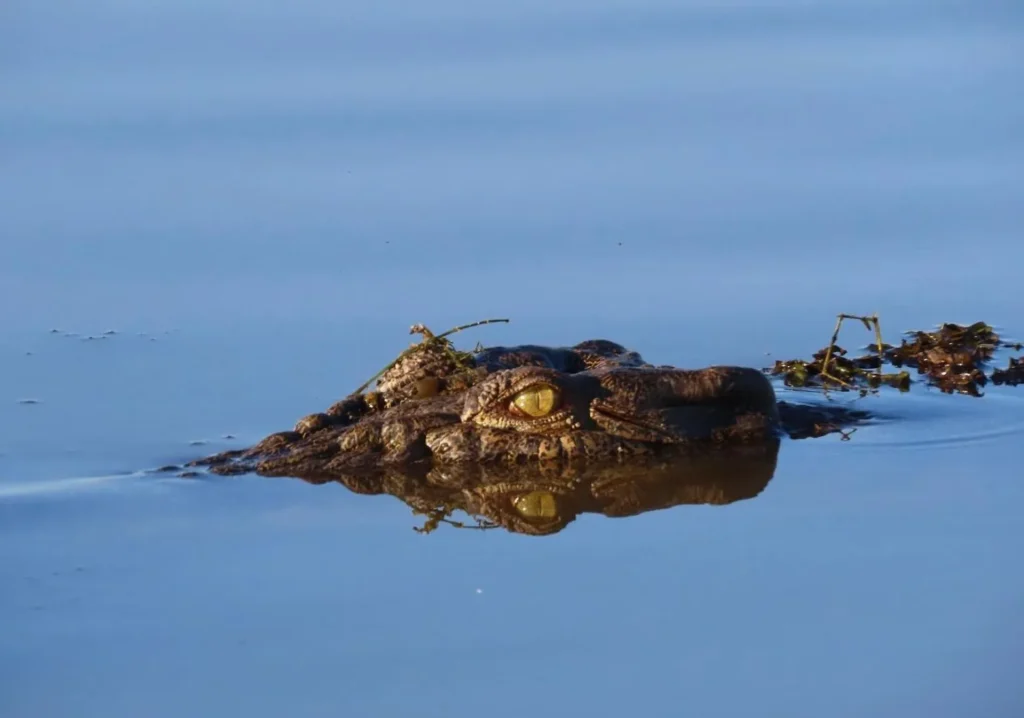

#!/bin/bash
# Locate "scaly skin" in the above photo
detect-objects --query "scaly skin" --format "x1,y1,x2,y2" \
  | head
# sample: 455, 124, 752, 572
189, 339, 864, 479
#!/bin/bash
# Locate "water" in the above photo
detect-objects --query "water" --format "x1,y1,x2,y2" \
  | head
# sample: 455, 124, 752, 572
2, 1, 1023, 716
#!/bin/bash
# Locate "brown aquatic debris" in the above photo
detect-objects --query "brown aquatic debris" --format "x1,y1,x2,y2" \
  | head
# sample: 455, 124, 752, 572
767, 315, 1019, 397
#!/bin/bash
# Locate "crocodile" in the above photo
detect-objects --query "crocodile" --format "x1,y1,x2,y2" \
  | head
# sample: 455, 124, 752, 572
190, 336, 867, 479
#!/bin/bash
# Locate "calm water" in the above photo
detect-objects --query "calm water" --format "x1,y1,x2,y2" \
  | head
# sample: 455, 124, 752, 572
2, 1, 1023, 716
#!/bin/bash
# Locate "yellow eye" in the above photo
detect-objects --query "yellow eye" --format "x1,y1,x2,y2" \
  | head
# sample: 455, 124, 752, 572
511, 384, 559, 417
512, 491, 558, 519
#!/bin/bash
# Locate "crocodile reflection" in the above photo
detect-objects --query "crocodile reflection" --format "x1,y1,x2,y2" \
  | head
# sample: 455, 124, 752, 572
296, 441, 780, 536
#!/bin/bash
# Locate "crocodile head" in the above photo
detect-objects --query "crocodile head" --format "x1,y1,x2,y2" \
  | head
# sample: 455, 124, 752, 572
191, 338, 859, 479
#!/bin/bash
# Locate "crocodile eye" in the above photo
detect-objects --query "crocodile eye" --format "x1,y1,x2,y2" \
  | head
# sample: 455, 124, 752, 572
511, 491, 558, 519
510, 384, 559, 418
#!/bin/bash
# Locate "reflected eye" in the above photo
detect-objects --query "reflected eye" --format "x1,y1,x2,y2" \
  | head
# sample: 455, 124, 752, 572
510, 384, 559, 418
511, 491, 558, 519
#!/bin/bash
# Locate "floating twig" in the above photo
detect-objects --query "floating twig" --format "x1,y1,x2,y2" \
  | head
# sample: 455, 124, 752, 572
819, 313, 884, 387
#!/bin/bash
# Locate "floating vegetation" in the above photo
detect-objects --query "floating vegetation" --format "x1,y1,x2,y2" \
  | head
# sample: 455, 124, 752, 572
767, 315, 1020, 397
767, 314, 909, 393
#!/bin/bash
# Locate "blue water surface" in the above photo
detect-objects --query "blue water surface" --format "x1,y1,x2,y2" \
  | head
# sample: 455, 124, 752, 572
2, 1, 1023, 717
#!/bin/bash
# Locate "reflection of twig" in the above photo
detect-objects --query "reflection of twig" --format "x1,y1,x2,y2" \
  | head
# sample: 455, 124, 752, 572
411, 505, 500, 535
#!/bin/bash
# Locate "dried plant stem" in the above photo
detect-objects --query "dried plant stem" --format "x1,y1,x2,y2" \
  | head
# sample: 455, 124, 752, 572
819, 313, 885, 387
434, 318, 510, 340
